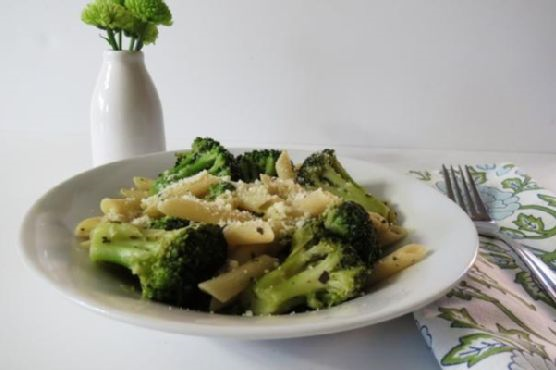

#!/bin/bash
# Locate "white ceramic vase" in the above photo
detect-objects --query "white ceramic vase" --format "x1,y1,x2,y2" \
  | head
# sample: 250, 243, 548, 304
90, 51, 166, 166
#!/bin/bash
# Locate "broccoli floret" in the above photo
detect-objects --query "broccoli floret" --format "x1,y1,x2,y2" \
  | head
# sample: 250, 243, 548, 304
246, 201, 380, 315
236, 149, 282, 182
322, 201, 380, 266
153, 137, 237, 193
205, 181, 236, 200
297, 149, 396, 222
90, 222, 227, 309
247, 238, 367, 315
291, 201, 380, 265
149, 216, 190, 230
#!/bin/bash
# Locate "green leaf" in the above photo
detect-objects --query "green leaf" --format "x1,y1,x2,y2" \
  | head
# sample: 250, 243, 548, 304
441, 334, 513, 367
502, 176, 540, 193
447, 286, 474, 301
515, 272, 556, 309
513, 214, 545, 233
438, 307, 478, 329
480, 241, 518, 269
522, 175, 540, 191
538, 194, 556, 207
468, 167, 487, 185
540, 249, 556, 270
124, 0, 173, 25
409, 170, 431, 182
496, 324, 548, 358
82, 0, 135, 32
502, 178, 524, 192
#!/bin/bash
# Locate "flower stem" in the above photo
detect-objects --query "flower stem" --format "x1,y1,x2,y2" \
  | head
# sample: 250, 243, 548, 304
129, 37, 136, 51
135, 22, 147, 51
118, 30, 122, 50
106, 29, 119, 51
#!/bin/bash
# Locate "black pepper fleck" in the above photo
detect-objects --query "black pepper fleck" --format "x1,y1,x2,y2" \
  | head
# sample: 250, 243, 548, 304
318, 271, 330, 284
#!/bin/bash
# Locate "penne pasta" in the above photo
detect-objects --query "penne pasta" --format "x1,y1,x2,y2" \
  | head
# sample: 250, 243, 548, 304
100, 198, 142, 222
292, 188, 339, 216
141, 196, 164, 218
228, 242, 287, 265
74, 216, 104, 237
133, 176, 154, 191
368, 244, 427, 284
235, 183, 276, 213
159, 171, 220, 198
199, 255, 278, 303
158, 197, 254, 224
275, 150, 295, 180
79, 240, 91, 248
120, 187, 149, 200
368, 211, 408, 247
223, 221, 275, 247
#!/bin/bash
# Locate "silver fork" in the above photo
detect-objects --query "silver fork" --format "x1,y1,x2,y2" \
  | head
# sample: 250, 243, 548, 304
442, 164, 556, 303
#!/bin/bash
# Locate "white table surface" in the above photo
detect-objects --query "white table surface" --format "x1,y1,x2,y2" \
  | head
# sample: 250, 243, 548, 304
3, 130, 555, 370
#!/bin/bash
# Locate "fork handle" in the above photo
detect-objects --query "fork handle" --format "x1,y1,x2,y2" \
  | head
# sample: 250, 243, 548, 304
475, 223, 556, 305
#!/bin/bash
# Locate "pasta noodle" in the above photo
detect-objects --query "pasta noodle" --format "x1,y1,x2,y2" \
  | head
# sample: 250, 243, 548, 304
368, 244, 427, 284
292, 188, 339, 216
74, 216, 103, 237
100, 198, 142, 222
198, 255, 278, 303
158, 197, 254, 224
133, 176, 154, 190
159, 171, 220, 198
275, 150, 295, 180
228, 242, 287, 264
223, 221, 275, 247
368, 211, 407, 247
235, 183, 276, 213
120, 188, 149, 200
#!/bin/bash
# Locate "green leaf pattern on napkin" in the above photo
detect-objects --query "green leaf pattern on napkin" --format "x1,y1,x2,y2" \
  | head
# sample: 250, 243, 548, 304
411, 163, 556, 369
441, 333, 513, 367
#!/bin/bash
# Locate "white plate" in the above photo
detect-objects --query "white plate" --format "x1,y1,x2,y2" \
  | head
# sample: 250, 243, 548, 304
20, 150, 478, 339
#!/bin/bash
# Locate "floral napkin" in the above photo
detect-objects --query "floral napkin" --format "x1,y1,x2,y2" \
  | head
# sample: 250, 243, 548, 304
410, 164, 556, 370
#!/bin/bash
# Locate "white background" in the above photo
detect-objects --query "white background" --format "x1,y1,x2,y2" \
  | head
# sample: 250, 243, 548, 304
2, 0, 556, 152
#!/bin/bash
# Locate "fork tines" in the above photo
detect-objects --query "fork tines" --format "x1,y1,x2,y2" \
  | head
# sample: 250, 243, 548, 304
441, 165, 491, 222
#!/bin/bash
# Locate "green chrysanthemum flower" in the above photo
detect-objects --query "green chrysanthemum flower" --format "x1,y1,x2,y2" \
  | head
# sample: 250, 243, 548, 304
82, 0, 135, 31
124, 21, 159, 44
124, 0, 173, 26
142, 23, 159, 44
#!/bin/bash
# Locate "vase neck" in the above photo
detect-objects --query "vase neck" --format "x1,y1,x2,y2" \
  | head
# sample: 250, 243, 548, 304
102, 51, 145, 64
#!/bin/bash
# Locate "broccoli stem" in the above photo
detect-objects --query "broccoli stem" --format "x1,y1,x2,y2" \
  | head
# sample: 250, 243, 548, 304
90, 238, 157, 271
259, 271, 325, 312
90, 244, 147, 270
322, 168, 390, 217
252, 243, 342, 314
106, 29, 119, 51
